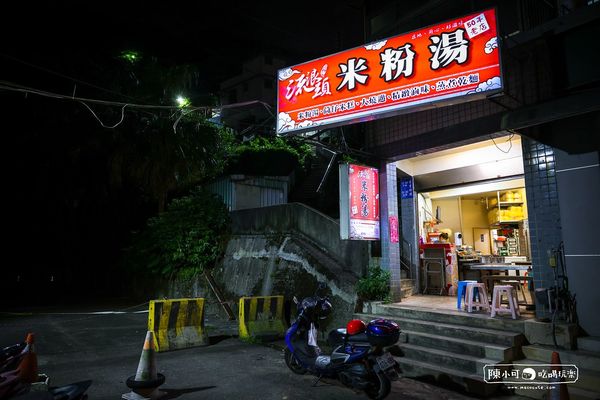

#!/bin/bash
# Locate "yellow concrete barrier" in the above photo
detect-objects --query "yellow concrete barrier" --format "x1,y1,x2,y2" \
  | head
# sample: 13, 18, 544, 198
148, 298, 208, 352
239, 296, 286, 340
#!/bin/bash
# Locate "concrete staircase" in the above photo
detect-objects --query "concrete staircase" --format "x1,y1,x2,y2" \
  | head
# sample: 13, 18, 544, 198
356, 303, 528, 396
400, 278, 414, 299
578, 336, 600, 353
514, 343, 600, 400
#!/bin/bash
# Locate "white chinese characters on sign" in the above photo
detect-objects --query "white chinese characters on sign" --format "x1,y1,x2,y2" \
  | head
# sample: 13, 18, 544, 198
282, 18, 498, 108
278, 9, 502, 134
379, 44, 416, 82
483, 364, 579, 385
336, 57, 369, 91
285, 64, 331, 100
428, 28, 470, 70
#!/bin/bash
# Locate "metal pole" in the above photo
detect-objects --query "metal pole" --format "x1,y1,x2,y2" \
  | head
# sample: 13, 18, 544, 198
316, 150, 337, 193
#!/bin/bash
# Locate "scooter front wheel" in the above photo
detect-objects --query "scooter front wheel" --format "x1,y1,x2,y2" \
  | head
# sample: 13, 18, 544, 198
284, 348, 307, 375
365, 371, 391, 400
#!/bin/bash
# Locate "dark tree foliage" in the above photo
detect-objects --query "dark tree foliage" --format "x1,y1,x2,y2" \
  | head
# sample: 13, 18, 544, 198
2, 52, 232, 305
124, 189, 231, 279
105, 52, 234, 212
2, 49, 316, 305
227, 136, 313, 176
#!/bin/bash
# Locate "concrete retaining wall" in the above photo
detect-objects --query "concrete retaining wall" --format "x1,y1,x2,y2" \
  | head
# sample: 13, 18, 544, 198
216, 233, 360, 333
155, 203, 368, 335
230, 203, 369, 277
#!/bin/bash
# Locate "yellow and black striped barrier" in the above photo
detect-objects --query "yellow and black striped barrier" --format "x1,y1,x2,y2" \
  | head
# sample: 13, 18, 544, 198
239, 295, 286, 340
148, 298, 208, 352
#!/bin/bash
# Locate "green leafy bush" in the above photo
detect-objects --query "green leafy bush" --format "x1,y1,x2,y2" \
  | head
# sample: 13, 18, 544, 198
356, 265, 391, 301
227, 136, 313, 175
124, 189, 230, 278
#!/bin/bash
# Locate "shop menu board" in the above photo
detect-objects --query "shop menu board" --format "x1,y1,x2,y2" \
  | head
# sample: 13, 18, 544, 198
339, 164, 380, 240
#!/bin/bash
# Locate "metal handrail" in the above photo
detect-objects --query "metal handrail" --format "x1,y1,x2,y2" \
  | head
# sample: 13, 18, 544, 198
400, 237, 413, 279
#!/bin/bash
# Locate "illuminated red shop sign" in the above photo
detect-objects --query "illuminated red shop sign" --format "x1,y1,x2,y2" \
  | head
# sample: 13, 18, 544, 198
277, 8, 501, 134
339, 164, 380, 240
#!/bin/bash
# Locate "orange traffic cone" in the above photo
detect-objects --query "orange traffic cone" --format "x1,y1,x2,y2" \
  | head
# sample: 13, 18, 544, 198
122, 331, 165, 400
17, 333, 38, 384
548, 351, 570, 400
24, 333, 34, 347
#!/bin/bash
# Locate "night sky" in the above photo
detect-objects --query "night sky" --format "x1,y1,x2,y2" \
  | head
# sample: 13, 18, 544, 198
2, 1, 365, 93
0, 1, 365, 305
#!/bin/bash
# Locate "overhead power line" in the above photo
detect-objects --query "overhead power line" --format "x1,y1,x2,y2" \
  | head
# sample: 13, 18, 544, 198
0, 81, 210, 111
0, 80, 213, 129
0, 80, 277, 131
0, 53, 141, 102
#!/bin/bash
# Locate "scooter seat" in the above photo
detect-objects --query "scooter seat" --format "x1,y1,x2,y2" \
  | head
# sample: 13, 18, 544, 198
327, 328, 369, 347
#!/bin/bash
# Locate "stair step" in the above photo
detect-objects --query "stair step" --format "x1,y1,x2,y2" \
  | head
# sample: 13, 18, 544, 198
373, 303, 527, 332
515, 358, 600, 393
397, 342, 501, 374
522, 345, 600, 372
515, 384, 600, 400
578, 336, 600, 354
401, 329, 516, 360
568, 386, 600, 400
358, 313, 525, 347
395, 356, 500, 396
400, 279, 414, 289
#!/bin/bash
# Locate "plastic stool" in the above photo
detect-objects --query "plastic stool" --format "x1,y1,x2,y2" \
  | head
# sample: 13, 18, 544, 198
457, 280, 477, 309
465, 282, 489, 313
491, 285, 520, 319
501, 280, 527, 305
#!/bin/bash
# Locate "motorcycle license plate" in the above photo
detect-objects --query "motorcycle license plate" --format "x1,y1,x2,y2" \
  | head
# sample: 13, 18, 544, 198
376, 352, 396, 371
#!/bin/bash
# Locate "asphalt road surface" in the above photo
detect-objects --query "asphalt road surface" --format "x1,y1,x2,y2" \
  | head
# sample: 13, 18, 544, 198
1, 303, 502, 400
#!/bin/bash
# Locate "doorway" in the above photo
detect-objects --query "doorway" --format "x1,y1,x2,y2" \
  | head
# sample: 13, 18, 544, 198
396, 135, 533, 308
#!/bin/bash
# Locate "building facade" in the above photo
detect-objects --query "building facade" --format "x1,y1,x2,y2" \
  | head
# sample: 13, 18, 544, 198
360, 0, 599, 335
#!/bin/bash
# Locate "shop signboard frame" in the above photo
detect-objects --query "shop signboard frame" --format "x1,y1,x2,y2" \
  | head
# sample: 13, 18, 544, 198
277, 8, 503, 134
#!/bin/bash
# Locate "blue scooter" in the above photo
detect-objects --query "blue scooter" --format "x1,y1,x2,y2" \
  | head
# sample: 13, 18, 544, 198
284, 284, 401, 400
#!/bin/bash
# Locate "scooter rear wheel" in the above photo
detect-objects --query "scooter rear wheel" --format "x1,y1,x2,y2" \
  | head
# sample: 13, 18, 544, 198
284, 348, 307, 375
365, 371, 391, 400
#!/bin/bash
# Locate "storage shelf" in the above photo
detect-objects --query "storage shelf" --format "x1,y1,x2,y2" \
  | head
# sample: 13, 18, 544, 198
490, 220, 522, 225
488, 204, 524, 210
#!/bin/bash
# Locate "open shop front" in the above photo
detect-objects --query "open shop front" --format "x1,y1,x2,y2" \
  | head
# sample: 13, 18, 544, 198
274, 6, 545, 320
396, 135, 535, 316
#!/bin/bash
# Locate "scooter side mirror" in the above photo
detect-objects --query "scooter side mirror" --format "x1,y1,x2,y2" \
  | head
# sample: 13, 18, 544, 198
293, 296, 298, 304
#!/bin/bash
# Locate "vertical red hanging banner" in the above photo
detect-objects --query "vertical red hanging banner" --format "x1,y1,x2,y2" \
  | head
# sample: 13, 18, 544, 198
389, 215, 399, 243
339, 164, 380, 240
